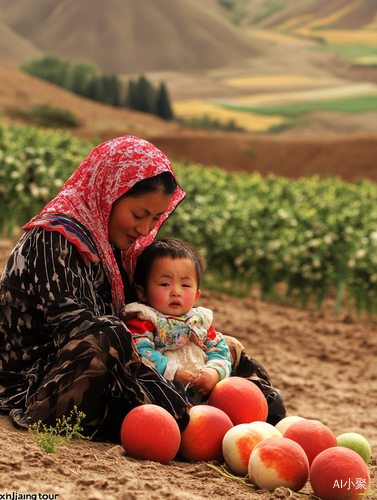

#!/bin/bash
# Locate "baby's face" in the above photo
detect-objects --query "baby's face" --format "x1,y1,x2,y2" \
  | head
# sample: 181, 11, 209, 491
142, 257, 200, 316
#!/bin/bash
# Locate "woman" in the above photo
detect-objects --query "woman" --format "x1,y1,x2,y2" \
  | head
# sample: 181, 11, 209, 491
0, 136, 190, 437
0, 135, 285, 439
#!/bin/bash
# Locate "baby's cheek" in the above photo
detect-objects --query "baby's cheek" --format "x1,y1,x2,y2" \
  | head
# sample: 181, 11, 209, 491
149, 288, 168, 308
184, 291, 197, 308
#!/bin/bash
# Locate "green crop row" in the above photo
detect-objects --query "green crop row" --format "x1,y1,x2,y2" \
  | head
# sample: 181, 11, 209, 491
161, 163, 377, 317
313, 45, 377, 66
2, 122, 377, 316
223, 95, 377, 117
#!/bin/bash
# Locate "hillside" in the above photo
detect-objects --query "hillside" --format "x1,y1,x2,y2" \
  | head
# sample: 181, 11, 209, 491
1, 60, 377, 185
189, 0, 377, 29
0, 60, 181, 140
259, 0, 377, 29
0, 17, 42, 67
0, 0, 263, 74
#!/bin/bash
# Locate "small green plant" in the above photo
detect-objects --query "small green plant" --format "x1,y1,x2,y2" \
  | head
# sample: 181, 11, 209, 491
29, 406, 90, 454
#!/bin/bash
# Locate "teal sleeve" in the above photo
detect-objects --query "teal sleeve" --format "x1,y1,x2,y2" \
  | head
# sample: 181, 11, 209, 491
204, 330, 232, 380
125, 317, 169, 375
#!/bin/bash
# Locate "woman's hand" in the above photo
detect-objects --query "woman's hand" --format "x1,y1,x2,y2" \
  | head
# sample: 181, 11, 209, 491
192, 367, 219, 395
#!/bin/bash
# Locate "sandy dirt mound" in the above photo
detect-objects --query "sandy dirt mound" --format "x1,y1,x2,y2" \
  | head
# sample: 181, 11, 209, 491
0, 238, 376, 499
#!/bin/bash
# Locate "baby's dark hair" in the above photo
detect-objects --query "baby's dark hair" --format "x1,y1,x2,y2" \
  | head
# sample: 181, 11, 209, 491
134, 238, 207, 290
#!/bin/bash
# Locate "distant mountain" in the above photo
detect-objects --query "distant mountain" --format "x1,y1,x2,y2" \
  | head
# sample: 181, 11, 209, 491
0, 17, 42, 66
0, 0, 264, 74
257, 0, 377, 30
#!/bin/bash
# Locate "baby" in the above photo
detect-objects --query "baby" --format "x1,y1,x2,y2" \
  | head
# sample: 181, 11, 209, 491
122, 238, 231, 403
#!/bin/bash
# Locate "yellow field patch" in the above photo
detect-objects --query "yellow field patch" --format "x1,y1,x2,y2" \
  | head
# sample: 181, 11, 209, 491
172, 100, 287, 132
356, 55, 377, 65
224, 74, 322, 88
295, 28, 377, 46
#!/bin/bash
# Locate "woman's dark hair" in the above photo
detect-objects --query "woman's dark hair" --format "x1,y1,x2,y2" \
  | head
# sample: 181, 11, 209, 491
124, 172, 178, 198
134, 238, 207, 290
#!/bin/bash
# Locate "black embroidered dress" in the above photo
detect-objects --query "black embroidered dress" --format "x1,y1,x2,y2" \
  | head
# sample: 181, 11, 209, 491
0, 226, 189, 434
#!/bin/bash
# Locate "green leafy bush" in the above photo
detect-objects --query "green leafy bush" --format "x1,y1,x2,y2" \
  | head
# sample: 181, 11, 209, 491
160, 163, 377, 316
0, 122, 91, 235
3, 121, 377, 316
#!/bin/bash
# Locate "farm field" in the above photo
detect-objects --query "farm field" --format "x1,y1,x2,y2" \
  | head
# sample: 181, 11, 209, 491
1, 121, 377, 500
295, 28, 377, 46
172, 99, 288, 132
0, 239, 376, 500
164, 2, 377, 135
169, 48, 377, 132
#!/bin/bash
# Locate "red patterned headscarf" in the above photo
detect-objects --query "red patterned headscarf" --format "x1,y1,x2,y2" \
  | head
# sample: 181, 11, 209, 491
23, 136, 186, 315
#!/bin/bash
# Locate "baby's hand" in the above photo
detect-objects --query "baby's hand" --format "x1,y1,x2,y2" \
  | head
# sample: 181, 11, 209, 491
192, 367, 219, 395
174, 369, 197, 387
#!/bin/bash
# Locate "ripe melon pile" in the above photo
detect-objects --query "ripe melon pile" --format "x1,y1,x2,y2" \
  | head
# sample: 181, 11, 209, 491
120, 377, 371, 499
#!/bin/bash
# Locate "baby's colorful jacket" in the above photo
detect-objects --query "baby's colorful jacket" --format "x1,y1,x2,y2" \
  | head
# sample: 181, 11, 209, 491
122, 303, 231, 381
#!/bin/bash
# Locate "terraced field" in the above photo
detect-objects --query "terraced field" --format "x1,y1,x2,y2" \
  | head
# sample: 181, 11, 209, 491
172, 99, 288, 132
171, 1, 377, 135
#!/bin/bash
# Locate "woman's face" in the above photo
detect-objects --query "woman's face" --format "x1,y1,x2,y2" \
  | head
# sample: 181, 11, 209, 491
108, 191, 172, 250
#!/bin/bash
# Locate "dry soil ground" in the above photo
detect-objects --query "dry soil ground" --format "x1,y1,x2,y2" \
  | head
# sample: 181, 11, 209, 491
0, 236, 376, 500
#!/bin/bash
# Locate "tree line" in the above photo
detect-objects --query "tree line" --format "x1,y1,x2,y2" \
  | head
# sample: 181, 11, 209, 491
20, 56, 174, 120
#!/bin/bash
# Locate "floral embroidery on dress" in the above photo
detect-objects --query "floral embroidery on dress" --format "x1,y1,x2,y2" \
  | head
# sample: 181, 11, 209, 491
153, 309, 209, 350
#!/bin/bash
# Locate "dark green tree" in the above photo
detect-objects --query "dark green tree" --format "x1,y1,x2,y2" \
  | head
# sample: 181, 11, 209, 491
86, 76, 103, 102
20, 55, 72, 88
125, 79, 139, 109
20, 57, 173, 118
139, 75, 156, 114
155, 82, 174, 120
70, 63, 98, 97
127, 75, 156, 114
99, 74, 123, 106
